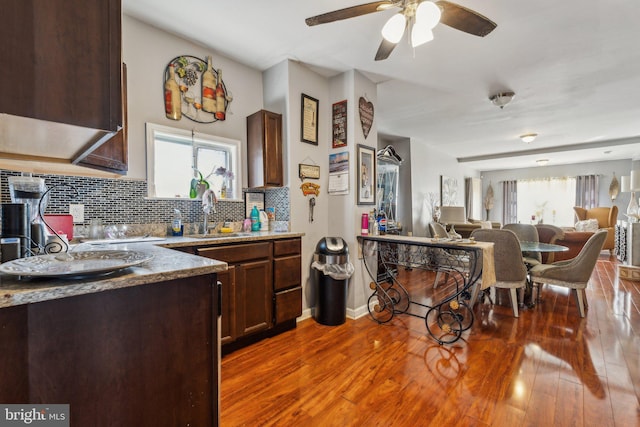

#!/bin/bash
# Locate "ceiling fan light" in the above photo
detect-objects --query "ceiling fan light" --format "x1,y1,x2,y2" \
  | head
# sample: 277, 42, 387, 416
411, 24, 433, 47
381, 13, 406, 43
415, 1, 441, 29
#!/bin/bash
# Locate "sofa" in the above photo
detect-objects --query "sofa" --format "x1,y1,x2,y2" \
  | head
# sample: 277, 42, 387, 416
573, 206, 618, 254
535, 224, 593, 263
438, 206, 501, 238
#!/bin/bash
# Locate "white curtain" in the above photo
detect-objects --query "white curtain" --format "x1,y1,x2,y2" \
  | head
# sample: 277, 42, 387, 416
575, 175, 599, 209
517, 177, 577, 226
502, 180, 517, 225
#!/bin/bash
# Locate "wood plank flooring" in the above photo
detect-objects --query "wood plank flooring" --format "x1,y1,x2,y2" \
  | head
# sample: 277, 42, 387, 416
221, 254, 640, 426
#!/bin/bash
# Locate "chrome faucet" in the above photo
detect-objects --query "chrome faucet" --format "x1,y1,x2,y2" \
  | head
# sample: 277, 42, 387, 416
202, 189, 218, 235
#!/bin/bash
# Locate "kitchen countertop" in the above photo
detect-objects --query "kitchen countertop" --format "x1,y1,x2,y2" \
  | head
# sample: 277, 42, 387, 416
0, 231, 304, 308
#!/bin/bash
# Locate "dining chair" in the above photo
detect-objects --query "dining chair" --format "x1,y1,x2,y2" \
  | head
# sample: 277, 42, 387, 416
469, 228, 528, 317
502, 223, 542, 267
428, 221, 452, 288
529, 230, 607, 317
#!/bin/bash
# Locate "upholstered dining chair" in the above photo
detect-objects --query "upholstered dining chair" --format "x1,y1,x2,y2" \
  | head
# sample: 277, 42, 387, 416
502, 223, 542, 266
529, 230, 607, 317
469, 228, 528, 317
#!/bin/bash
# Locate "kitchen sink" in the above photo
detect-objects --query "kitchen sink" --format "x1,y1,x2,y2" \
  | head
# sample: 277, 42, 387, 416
184, 232, 251, 239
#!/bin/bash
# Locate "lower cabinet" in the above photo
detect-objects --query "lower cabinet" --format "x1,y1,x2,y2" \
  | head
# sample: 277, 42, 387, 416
196, 237, 302, 352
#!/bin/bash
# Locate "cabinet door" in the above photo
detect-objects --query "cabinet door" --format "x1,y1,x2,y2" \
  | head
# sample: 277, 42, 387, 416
263, 111, 283, 186
236, 259, 272, 337
247, 110, 283, 187
78, 63, 128, 174
1, 0, 122, 131
273, 255, 301, 291
217, 265, 237, 345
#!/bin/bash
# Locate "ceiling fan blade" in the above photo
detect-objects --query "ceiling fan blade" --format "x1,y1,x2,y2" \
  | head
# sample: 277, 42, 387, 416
305, 1, 394, 26
437, 0, 497, 37
375, 39, 397, 61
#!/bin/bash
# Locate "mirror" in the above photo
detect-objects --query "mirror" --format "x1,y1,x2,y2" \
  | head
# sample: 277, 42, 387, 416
376, 145, 402, 233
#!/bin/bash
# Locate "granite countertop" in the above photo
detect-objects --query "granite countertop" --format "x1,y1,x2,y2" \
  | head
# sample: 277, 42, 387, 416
0, 231, 304, 308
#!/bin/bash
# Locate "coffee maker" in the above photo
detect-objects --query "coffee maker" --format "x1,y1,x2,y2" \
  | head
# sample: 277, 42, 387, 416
1, 175, 47, 259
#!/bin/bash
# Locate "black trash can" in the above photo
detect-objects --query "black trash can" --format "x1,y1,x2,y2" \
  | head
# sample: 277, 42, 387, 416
312, 237, 354, 326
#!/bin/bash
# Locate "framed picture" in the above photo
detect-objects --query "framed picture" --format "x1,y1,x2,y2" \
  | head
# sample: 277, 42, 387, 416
357, 144, 376, 205
299, 163, 320, 180
301, 93, 319, 145
440, 175, 458, 206
244, 191, 265, 218
332, 100, 347, 148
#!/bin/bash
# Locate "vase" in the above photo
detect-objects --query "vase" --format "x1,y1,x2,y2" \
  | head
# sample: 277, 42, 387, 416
220, 180, 227, 199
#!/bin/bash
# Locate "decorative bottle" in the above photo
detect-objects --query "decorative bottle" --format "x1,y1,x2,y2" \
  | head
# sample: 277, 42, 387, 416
215, 69, 226, 120
202, 56, 217, 114
164, 64, 181, 120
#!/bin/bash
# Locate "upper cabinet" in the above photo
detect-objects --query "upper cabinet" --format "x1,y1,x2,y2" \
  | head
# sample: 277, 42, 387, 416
247, 110, 283, 187
0, 0, 126, 175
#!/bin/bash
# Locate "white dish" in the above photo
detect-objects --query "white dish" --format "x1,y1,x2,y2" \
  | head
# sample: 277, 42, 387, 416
0, 250, 153, 278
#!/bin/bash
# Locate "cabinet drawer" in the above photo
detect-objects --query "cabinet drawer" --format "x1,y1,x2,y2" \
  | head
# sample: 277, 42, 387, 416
273, 255, 301, 291
275, 286, 302, 324
197, 242, 271, 264
273, 238, 301, 257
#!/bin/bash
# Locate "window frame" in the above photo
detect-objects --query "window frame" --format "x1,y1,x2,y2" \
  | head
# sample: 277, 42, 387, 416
145, 122, 242, 200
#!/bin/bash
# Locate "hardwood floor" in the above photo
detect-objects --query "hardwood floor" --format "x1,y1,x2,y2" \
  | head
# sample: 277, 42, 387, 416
221, 254, 640, 426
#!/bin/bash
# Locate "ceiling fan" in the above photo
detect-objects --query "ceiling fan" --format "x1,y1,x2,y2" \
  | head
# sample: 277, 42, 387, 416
305, 0, 496, 61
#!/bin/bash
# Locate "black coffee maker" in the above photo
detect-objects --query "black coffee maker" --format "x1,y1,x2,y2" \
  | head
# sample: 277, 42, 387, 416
1, 203, 31, 260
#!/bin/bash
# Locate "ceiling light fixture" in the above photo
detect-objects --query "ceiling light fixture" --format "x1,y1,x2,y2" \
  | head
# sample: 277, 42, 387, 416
489, 91, 515, 109
520, 133, 538, 143
536, 159, 549, 166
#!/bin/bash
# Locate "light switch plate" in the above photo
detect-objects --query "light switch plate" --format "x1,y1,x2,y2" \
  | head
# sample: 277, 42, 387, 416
69, 204, 85, 223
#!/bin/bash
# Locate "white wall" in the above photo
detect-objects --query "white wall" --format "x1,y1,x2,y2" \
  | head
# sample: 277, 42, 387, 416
481, 159, 635, 225
123, 15, 264, 182
410, 141, 480, 236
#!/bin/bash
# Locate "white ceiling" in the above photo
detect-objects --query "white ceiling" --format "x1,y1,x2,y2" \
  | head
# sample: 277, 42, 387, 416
123, 0, 640, 172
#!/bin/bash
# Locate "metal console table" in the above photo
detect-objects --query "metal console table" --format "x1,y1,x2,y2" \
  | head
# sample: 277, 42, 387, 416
358, 235, 495, 345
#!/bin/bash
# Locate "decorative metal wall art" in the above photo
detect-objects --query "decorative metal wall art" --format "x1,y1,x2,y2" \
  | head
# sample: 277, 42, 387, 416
358, 96, 374, 139
163, 55, 232, 124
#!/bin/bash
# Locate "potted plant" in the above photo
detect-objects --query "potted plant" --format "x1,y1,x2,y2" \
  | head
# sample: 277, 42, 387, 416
189, 169, 210, 199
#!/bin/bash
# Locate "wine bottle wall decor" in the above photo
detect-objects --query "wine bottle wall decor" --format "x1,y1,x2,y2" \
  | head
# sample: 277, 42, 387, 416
163, 55, 232, 123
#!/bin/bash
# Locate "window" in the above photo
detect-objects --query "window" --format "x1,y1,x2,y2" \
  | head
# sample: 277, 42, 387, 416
146, 123, 241, 199
517, 177, 576, 226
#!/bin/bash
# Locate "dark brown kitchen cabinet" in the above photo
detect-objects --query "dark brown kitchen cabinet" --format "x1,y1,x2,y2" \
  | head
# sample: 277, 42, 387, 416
0, 275, 219, 427
77, 64, 129, 174
1, 0, 122, 131
247, 110, 283, 187
273, 239, 303, 324
193, 237, 302, 354
197, 242, 273, 347
0, 0, 127, 175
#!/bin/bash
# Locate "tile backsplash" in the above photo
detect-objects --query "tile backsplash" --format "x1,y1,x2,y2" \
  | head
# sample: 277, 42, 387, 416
0, 170, 290, 235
